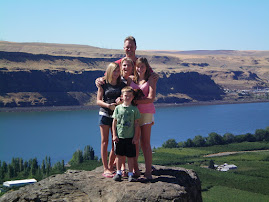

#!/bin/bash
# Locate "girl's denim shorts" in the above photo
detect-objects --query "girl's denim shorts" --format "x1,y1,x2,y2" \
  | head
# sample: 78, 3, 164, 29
99, 115, 113, 127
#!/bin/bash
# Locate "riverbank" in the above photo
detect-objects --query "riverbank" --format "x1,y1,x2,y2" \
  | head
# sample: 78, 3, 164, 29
1, 99, 269, 113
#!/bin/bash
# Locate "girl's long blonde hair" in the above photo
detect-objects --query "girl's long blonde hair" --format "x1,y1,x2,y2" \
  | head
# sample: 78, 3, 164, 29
133, 57, 151, 83
104, 62, 121, 84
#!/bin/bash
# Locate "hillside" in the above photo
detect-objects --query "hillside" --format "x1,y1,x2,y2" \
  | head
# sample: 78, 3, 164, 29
0, 41, 269, 108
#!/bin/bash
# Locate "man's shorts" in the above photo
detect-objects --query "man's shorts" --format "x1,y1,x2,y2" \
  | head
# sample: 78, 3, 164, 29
139, 113, 154, 126
114, 138, 136, 157
99, 115, 113, 127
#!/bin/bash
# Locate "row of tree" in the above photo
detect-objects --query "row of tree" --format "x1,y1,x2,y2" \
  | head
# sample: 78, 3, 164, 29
0, 145, 96, 184
162, 127, 269, 148
0, 156, 64, 183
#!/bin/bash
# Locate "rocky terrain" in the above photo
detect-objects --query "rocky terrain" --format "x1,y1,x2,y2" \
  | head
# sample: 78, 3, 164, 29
1, 41, 269, 109
0, 164, 202, 202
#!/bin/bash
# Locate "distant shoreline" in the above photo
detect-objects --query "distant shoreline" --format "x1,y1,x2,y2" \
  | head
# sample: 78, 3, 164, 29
1, 99, 269, 113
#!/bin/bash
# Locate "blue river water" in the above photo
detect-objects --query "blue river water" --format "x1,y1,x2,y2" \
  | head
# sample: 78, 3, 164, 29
1, 102, 269, 164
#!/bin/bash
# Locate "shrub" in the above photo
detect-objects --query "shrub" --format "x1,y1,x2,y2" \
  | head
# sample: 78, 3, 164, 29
162, 139, 178, 148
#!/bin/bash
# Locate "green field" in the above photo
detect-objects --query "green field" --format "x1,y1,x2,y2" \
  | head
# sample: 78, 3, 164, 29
148, 142, 269, 202
1, 142, 269, 200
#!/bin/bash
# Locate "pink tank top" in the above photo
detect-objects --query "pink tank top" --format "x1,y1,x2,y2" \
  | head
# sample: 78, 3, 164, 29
130, 81, 155, 114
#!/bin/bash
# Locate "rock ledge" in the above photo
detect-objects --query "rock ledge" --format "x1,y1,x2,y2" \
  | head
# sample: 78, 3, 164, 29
0, 164, 202, 202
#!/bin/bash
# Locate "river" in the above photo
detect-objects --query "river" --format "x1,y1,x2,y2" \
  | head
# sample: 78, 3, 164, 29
1, 102, 269, 164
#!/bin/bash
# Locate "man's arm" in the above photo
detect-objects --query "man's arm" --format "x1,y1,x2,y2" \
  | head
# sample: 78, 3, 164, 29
95, 76, 105, 88
149, 71, 159, 82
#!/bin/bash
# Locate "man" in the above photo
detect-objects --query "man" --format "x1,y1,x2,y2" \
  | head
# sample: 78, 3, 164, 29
115, 36, 137, 66
96, 36, 158, 87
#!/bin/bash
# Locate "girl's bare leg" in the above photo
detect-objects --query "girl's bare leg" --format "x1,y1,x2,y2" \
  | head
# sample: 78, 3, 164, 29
100, 125, 111, 173
140, 124, 152, 178
133, 142, 141, 176
108, 128, 116, 172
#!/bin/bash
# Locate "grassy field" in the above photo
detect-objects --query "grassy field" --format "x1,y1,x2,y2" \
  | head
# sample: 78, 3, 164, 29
148, 142, 269, 202
1, 142, 268, 200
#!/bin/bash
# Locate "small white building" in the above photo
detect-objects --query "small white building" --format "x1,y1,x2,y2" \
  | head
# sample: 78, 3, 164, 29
3, 179, 37, 187
216, 163, 237, 172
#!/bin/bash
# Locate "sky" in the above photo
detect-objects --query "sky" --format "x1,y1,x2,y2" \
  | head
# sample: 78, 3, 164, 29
0, 0, 268, 51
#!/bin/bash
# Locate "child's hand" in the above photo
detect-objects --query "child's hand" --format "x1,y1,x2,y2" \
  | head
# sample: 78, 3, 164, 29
132, 137, 139, 145
113, 135, 119, 143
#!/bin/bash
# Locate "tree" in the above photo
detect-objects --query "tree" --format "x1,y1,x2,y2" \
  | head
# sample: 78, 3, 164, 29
206, 132, 223, 146
11, 158, 19, 177
162, 139, 178, 148
255, 129, 267, 141
70, 149, 83, 165
7, 164, 15, 179
183, 138, 194, 147
53, 160, 65, 173
83, 145, 95, 161
61, 160, 65, 171
223, 133, 235, 144
234, 134, 246, 143
244, 133, 256, 142
19, 158, 24, 172
192, 135, 206, 147
45, 156, 51, 176
30, 158, 38, 176
2, 161, 7, 174
23, 161, 30, 177
90, 147, 95, 160
41, 160, 46, 175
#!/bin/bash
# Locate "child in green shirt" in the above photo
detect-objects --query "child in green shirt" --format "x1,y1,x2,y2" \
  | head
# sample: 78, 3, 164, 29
112, 86, 141, 182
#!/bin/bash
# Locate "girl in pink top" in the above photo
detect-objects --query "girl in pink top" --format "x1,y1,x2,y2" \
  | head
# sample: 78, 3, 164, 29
130, 57, 157, 180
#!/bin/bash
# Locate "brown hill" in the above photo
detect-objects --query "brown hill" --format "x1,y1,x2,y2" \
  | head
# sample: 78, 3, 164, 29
1, 41, 268, 90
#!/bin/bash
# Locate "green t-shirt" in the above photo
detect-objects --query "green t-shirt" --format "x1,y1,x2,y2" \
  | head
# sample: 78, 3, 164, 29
112, 104, 141, 139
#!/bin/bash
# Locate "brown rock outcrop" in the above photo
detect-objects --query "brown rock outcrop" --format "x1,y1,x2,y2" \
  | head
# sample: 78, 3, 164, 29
0, 164, 202, 202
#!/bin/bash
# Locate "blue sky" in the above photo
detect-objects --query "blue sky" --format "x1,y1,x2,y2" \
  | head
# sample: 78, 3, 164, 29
0, 0, 268, 50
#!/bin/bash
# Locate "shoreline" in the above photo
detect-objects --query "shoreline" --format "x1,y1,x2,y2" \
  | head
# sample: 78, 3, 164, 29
1, 99, 269, 113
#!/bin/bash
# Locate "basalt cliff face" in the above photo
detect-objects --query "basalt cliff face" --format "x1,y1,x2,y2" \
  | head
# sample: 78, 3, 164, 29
0, 67, 224, 108
1, 41, 269, 108
0, 164, 202, 202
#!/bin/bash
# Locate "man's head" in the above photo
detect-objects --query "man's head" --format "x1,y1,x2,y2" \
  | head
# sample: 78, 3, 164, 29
124, 36, 137, 58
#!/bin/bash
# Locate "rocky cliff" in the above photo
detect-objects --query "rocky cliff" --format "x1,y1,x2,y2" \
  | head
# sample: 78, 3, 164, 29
0, 164, 202, 202
2, 41, 268, 108
0, 68, 224, 108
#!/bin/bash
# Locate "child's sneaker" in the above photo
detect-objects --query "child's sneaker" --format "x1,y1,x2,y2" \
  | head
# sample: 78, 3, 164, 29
113, 174, 122, 181
128, 175, 136, 182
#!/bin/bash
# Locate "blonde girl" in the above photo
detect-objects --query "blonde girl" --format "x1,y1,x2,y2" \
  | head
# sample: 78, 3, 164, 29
97, 62, 126, 177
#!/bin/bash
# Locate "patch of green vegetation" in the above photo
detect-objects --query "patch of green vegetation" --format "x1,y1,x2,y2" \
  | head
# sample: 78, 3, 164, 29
150, 142, 269, 201
202, 185, 269, 202
68, 160, 102, 171
197, 142, 269, 153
